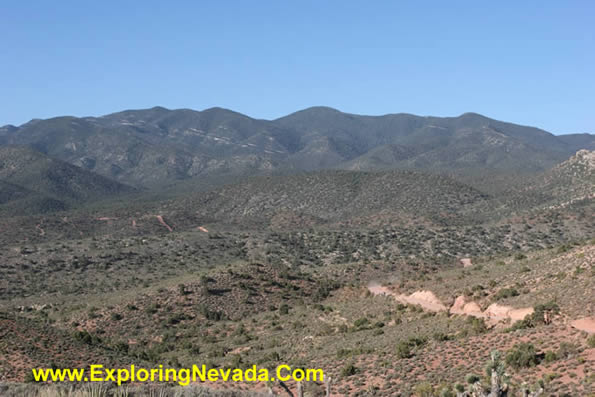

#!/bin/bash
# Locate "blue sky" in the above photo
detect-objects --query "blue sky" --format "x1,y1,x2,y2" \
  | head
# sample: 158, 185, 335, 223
1, 1, 593, 134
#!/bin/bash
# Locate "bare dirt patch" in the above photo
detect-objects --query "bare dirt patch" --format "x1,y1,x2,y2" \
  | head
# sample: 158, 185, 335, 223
155, 215, 173, 232
460, 258, 472, 267
571, 317, 595, 333
367, 283, 447, 312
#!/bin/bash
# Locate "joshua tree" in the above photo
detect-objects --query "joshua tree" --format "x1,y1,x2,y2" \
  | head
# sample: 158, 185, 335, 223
455, 351, 543, 397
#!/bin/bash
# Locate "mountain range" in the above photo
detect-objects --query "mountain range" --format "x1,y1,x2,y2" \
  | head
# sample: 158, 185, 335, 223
1, 107, 594, 396
1, 106, 593, 188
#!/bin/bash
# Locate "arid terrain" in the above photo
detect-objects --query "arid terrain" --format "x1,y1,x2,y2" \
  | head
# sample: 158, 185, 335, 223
0, 108, 593, 396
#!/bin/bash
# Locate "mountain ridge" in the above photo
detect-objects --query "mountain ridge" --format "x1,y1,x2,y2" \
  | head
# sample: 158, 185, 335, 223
0, 145, 136, 214
1, 106, 593, 188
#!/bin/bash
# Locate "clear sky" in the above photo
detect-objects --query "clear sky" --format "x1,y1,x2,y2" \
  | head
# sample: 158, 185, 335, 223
1, 1, 593, 134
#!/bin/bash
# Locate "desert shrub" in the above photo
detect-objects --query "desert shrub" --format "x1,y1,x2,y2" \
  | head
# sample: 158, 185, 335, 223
557, 342, 578, 359
466, 374, 480, 384
336, 348, 352, 359
110, 312, 122, 321
112, 341, 129, 353
465, 316, 488, 334
588, 334, 595, 348
396, 341, 413, 359
23, 371, 36, 383
508, 301, 560, 331
313, 279, 341, 301
73, 330, 101, 346
199, 305, 224, 321
557, 244, 570, 253
278, 303, 289, 315
414, 382, 434, 396
505, 343, 539, 369
544, 350, 558, 363
532, 301, 559, 323
178, 283, 190, 295
432, 332, 452, 342
341, 362, 358, 377
407, 336, 427, 347
396, 337, 426, 359
439, 386, 455, 397
167, 312, 188, 325
494, 287, 519, 300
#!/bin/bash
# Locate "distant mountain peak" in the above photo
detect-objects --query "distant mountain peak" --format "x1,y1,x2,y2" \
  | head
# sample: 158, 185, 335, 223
458, 112, 487, 119
150, 105, 170, 111
303, 105, 342, 112
0, 125, 18, 132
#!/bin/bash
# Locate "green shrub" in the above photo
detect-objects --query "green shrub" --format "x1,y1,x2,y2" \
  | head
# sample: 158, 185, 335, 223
396, 341, 413, 359
73, 330, 101, 346
544, 351, 558, 363
341, 363, 358, 377
494, 287, 519, 300
466, 316, 488, 334
432, 332, 451, 342
110, 312, 123, 321
505, 343, 539, 369
508, 301, 560, 330
414, 382, 434, 397
557, 342, 578, 359
466, 374, 480, 384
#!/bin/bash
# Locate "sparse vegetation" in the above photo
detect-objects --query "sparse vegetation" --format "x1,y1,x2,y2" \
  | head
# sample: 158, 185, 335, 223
0, 123, 592, 396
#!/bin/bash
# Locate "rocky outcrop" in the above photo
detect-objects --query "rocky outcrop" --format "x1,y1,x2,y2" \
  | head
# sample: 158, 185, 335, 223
450, 295, 534, 325
367, 283, 447, 312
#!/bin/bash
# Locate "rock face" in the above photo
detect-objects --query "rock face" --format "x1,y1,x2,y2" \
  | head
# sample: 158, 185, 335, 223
367, 284, 447, 312
405, 290, 448, 312
450, 296, 484, 317
449, 295, 534, 325
460, 258, 473, 268
484, 304, 534, 323
369, 285, 536, 323
572, 149, 595, 169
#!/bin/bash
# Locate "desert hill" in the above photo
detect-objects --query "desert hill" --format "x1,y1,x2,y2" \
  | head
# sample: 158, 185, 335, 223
0, 146, 135, 214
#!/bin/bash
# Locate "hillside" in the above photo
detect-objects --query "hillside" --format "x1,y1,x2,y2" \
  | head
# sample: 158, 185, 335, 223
2, 107, 593, 188
0, 146, 135, 214
2, 237, 593, 395
557, 133, 595, 151
179, 169, 492, 228
536, 149, 595, 205
0, 152, 592, 248
0, 109, 593, 397
492, 149, 595, 212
